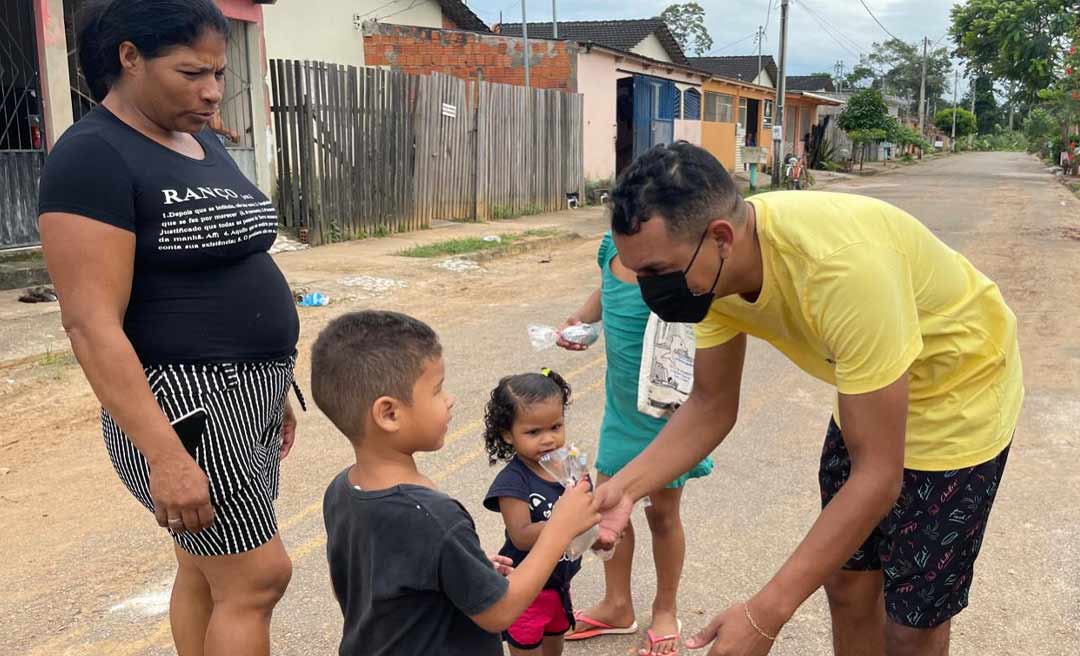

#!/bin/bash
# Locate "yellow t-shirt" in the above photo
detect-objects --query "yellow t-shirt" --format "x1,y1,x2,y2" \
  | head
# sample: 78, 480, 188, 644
695, 191, 1023, 470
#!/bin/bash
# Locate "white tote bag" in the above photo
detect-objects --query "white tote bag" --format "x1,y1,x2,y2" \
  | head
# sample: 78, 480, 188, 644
636, 313, 696, 418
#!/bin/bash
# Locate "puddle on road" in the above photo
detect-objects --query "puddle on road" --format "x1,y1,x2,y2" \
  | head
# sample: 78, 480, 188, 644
109, 580, 171, 617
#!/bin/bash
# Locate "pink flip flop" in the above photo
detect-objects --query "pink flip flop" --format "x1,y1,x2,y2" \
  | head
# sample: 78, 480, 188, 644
639, 619, 682, 656
565, 611, 638, 640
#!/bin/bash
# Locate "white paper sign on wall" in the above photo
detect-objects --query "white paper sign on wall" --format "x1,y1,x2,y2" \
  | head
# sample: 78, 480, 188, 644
441, 103, 457, 118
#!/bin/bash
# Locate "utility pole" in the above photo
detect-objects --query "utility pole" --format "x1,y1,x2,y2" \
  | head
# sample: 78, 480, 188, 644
756, 25, 763, 85
917, 35, 928, 135
834, 60, 844, 92
771, 0, 790, 188
969, 76, 976, 147
520, 0, 530, 88
1008, 80, 1015, 131
950, 68, 958, 151
551, 0, 557, 38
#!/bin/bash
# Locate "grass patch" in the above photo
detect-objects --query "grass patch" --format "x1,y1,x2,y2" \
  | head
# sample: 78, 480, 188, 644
398, 229, 563, 258
491, 204, 544, 220
39, 348, 76, 368
0, 248, 43, 265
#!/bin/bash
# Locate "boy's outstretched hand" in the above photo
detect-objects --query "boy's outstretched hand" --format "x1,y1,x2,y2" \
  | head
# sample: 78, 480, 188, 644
547, 480, 600, 539
488, 554, 515, 577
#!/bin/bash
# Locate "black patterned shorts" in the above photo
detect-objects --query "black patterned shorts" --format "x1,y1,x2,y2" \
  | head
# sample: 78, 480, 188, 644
102, 357, 299, 556
819, 418, 1010, 629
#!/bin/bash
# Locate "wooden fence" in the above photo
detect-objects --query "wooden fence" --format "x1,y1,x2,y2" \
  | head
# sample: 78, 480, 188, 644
270, 60, 584, 245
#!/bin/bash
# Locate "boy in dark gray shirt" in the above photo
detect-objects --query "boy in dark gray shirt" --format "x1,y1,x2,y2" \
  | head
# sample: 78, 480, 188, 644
312, 311, 600, 656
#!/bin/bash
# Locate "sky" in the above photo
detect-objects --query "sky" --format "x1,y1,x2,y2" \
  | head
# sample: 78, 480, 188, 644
463, 0, 959, 79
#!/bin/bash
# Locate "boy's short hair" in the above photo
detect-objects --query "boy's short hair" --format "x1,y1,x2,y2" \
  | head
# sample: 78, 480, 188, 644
311, 310, 442, 442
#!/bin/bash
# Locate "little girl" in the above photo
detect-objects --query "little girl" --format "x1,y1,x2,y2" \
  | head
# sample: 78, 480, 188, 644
483, 369, 581, 656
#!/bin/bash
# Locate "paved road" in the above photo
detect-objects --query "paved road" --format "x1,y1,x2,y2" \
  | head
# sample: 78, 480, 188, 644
3, 152, 1078, 655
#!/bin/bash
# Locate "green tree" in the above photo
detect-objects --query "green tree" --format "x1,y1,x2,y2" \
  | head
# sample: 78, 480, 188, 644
960, 75, 1003, 135
934, 108, 978, 138
659, 3, 713, 56
950, 0, 1078, 104
843, 38, 953, 117
888, 120, 931, 151
838, 89, 892, 132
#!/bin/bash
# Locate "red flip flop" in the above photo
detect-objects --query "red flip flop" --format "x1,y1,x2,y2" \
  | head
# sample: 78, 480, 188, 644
565, 611, 638, 640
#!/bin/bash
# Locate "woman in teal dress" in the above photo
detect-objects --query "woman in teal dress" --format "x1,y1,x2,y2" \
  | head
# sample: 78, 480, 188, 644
560, 232, 712, 655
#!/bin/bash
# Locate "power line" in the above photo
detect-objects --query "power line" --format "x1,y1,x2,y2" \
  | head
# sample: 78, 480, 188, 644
356, 0, 411, 21
708, 32, 758, 55
763, 0, 776, 34
378, 0, 425, 22
798, 1, 893, 80
857, 0, 903, 42
797, 2, 863, 59
799, 0, 868, 56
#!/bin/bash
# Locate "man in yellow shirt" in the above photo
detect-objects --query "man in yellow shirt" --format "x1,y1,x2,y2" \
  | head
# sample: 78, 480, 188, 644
594, 143, 1021, 656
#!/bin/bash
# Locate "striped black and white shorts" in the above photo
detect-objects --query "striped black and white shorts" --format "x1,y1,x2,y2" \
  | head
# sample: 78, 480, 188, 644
102, 356, 299, 556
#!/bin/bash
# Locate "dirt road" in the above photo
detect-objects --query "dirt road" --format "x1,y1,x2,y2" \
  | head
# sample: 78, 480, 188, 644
1, 152, 1077, 655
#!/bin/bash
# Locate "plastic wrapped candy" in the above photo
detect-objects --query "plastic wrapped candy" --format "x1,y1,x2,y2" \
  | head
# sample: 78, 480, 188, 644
528, 323, 602, 351
539, 445, 616, 561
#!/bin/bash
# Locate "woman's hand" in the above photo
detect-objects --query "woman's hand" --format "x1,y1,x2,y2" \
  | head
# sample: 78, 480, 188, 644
150, 451, 215, 533
556, 317, 589, 351
280, 398, 298, 460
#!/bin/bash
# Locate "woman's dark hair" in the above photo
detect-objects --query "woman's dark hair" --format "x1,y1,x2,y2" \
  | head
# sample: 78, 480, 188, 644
484, 370, 572, 465
77, 0, 230, 101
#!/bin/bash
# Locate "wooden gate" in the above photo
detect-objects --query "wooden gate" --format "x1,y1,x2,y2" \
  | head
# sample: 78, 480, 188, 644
0, 0, 45, 249
270, 60, 584, 246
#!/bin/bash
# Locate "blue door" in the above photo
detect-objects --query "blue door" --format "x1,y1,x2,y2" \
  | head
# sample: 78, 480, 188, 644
632, 75, 678, 159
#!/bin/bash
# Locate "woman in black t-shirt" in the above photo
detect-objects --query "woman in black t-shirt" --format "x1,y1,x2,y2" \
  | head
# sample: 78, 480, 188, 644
37, 2, 299, 653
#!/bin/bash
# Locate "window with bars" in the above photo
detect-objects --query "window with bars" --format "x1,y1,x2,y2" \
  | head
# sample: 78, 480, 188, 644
683, 89, 701, 120
703, 92, 734, 123
763, 100, 774, 128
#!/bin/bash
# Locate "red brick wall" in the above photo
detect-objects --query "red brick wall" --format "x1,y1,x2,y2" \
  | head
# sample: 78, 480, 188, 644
363, 23, 577, 92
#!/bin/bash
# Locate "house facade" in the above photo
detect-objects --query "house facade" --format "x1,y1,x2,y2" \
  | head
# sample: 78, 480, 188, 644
263, 0, 488, 69
2, 0, 275, 250
691, 56, 840, 170
364, 18, 711, 184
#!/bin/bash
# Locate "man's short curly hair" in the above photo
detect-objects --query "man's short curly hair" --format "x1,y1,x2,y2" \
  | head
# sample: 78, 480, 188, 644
610, 141, 743, 240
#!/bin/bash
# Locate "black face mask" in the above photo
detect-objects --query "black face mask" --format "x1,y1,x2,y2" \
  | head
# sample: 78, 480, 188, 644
638, 228, 723, 324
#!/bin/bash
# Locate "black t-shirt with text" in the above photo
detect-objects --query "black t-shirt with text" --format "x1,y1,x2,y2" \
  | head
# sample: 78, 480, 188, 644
483, 456, 582, 590
38, 106, 298, 364
323, 469, 508, 656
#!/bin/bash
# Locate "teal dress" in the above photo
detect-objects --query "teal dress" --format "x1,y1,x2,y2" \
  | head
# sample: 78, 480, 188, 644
595, 233, 713, 488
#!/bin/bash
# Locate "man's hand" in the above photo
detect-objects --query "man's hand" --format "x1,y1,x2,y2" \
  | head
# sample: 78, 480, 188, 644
685, 602, 778, 656
280, 398, 298, 460
592, 479, 634, 548
489, 554, 515, 577
556, 317, 589, 351
150, 452, 215, 533
546, 480, 601, 541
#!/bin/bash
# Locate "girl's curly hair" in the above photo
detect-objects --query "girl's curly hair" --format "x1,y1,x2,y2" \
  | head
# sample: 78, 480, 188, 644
483, 369, 572, 465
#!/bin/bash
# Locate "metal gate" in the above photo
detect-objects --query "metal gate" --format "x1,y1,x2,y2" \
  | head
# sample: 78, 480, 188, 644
221, 19, 256, 182
0, 0, 45, 249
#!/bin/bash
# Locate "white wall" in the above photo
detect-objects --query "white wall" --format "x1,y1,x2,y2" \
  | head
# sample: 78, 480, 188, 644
755, 69, 773, 88
263, 0, 444, 68
630, 33, 673, 63
577, 50, 704, 181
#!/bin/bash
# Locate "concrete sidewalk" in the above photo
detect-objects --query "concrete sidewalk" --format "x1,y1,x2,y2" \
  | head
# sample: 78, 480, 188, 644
0, 206, 610, 366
